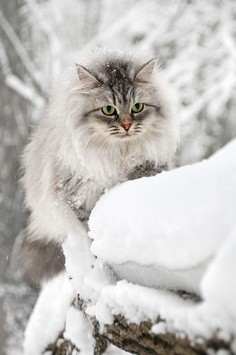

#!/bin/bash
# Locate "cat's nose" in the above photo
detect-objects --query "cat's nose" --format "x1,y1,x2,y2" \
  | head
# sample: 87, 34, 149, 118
120, 114, 132, 131
122, 123, 132, 131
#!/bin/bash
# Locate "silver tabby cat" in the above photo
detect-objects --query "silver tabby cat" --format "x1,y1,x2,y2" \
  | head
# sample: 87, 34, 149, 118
20, 50, 179, 284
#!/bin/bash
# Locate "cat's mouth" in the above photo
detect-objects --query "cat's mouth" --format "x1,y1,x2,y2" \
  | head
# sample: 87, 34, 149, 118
120, 132, 132, 138
108, 124, 142, 139
112, 131, 140, 139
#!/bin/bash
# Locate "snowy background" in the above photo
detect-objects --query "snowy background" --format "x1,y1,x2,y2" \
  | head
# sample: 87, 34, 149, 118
0, 0, 236, 354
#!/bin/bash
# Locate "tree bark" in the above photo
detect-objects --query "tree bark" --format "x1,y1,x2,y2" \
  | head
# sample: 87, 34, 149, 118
46, 293, 232, 355
103, 315, 229, 355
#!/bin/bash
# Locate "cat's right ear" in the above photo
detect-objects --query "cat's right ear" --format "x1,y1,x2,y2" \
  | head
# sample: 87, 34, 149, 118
134, 58, 158, 84
75, 64, 102, 91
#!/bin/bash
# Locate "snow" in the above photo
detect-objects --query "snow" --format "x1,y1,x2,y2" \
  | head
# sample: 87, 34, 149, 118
86, 274, 236, 344
24, 140, 236, 353
64, 307, 94, 354
104, 345, 132, 355
2, 0, 236, 353
201, 226, 236, 309
89, 139, 236, 293
64, 307, 131, 354
87, 139, 236, 347
24, 273, 74, 355
62, 227, 95, 300
110, 262, 205, 295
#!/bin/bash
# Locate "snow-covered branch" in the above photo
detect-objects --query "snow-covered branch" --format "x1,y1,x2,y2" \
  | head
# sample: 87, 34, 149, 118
24, 139, 236, 355
2, 1, 236, 353
5, 75, 44, 108
0, 37, 44, 107
0, 38, 11, 75
0, 10, 47, 96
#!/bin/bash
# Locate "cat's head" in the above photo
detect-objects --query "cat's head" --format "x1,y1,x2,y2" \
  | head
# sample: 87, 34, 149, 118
56, 51, 179, 167
71, 53, 178, 145
74, 56, 157, 139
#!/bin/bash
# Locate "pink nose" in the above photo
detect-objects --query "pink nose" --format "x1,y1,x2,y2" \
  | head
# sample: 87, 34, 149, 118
122, 123, 132, 131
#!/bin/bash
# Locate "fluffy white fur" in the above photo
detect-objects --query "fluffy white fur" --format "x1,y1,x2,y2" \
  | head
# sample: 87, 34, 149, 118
21, 51, 179, 246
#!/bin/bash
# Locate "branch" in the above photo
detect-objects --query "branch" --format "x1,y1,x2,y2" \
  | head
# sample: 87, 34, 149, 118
46, 308, 231, 355
0, 10, 47, 96
103, 315, 229, 355
45, 292, 232, 355
0, 34, 44, 107
5, 74, 44, 108
0, 37, 11, 75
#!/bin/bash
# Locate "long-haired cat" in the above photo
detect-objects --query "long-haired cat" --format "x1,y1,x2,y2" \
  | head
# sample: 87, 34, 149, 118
20, 50, 179, 284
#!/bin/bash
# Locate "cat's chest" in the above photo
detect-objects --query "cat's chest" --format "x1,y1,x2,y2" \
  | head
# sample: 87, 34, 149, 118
62, 166, 131, 219
61, 154, 149, 220
63, 178, 103, 220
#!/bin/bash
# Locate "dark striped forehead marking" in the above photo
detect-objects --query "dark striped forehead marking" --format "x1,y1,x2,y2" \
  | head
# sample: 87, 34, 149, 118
97, 59, 135, 106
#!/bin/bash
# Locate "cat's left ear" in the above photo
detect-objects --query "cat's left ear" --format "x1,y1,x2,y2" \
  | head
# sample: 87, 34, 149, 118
134, 58, 157, 84
75, 64, 102, 91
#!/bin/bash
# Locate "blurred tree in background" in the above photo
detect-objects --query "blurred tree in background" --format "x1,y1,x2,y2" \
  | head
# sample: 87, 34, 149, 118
0, 1, 46, 352
0, 0, 236, 353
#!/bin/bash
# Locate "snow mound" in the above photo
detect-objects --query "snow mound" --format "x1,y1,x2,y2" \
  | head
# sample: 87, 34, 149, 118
24, 140, 236, 353
24, 273, 74, 355
89, 139, 236, 294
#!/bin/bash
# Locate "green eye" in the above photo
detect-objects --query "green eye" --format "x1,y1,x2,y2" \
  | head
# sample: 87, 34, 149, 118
102, 105, 116, 116
131, 103, 144, 113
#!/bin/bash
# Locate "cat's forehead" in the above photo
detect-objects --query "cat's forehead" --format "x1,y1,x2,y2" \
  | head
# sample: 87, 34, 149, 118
95, 59, 135, 85
86, 59, 134, 105
80, 54, 158, 106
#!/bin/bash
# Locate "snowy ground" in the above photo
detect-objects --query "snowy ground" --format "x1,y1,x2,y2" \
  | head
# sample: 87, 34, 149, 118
23, 139, 236, 354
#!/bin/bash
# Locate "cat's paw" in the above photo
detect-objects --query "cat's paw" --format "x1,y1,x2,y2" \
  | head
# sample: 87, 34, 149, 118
128, 161, 168, 180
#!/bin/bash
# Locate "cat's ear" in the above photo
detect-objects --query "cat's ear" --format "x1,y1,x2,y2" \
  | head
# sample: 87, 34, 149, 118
134, 58, 157, 84
75, 64, 102, 91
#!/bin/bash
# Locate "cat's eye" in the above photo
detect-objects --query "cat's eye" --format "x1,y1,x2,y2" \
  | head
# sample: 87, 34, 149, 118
131, 103, 144, 113
102, 105, 116, 116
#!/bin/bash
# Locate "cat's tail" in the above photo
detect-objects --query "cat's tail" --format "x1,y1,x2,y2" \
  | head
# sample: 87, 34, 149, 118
18, 230, 65, 286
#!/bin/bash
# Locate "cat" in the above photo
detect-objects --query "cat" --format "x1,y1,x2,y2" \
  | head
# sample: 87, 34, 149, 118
19, 50, 179, 285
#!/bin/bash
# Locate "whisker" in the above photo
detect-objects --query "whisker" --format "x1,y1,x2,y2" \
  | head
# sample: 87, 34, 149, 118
143, 127, 163, 135
109, 128, 119, 132
110, 132, 120, 136
141, 130, 161, 140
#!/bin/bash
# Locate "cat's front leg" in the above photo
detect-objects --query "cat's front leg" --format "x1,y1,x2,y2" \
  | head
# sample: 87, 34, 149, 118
20, 183, 94, 285
127, 160, 169, 180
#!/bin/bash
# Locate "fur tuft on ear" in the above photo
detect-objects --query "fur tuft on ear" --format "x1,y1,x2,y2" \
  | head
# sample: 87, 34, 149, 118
75, 63, 102, 91
135, 58, 158, 84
